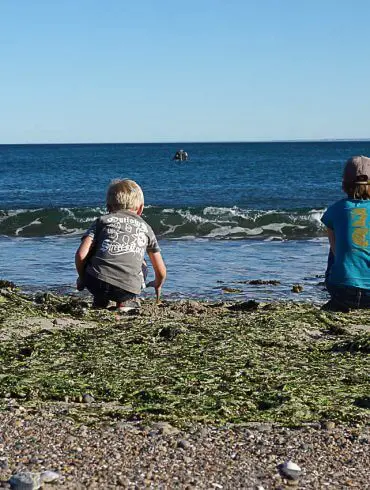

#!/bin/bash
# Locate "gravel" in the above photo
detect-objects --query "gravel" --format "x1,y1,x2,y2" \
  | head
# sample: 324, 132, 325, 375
0, 403, 369, 489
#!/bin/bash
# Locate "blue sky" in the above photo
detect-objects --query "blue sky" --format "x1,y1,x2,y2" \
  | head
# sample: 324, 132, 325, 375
1, 0, 370, 143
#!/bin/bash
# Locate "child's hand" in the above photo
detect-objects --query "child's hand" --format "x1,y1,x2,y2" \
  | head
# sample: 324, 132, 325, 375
146, 280, 162, 303
76, 277, 85, 291
155, 284, 162, 303
147, 251, 166, 305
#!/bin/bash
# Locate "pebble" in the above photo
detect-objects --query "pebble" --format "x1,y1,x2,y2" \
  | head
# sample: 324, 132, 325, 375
279, 460, 302, 480
321, 420, 336, 430
82, 394, 95, 404
40, 471, 59, 483
8, 472, 41, 490
177, 439, 191, 450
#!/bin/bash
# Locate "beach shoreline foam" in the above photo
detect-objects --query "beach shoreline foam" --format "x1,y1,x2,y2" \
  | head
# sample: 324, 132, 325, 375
0, 284, 369, 488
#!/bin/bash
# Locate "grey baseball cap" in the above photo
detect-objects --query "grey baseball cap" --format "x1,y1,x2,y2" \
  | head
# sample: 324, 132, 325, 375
343, 156, 370, 184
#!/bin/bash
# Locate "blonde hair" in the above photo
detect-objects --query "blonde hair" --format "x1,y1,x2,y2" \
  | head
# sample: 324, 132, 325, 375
342, 181, 370, 200
106, 179, 144, 212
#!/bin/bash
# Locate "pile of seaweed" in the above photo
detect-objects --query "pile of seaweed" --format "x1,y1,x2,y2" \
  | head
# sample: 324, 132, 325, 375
0, 281, 369, 426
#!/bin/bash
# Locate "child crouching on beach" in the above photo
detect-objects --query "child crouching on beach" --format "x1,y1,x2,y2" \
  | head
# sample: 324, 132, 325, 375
75, 179, 166, 310
321, 156, 370, 311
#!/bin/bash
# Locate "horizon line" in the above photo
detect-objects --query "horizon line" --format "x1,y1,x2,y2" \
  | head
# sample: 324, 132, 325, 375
1, 138, 370, 146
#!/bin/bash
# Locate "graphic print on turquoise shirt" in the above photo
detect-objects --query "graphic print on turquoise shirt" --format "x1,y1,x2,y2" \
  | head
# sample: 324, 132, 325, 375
351, 207, 369, 248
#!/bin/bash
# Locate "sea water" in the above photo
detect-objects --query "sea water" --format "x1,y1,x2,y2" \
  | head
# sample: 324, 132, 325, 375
1, 141, 369, 303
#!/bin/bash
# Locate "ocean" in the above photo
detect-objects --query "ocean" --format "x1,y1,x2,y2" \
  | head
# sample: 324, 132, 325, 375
1, 141, 369, 303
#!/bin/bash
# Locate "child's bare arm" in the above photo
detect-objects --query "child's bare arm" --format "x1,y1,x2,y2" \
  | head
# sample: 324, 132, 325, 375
147, 251, 166, 302
75, 236, 94, 278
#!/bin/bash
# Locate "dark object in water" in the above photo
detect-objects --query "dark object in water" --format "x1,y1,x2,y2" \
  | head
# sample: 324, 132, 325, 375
291, 284, 304, 293
173, 149, 188, 161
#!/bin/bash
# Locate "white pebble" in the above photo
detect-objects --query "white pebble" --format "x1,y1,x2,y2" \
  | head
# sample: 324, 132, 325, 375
285, 460, 301, 472
40, 471, 60, 483
280, 460, 302, 480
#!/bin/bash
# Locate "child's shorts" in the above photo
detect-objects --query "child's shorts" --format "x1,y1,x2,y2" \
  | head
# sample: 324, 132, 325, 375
84, 273, 136, 308
325, 282, 370, 310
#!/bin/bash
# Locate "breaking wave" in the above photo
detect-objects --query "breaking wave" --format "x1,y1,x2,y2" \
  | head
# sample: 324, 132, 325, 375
0, 206, 326, 240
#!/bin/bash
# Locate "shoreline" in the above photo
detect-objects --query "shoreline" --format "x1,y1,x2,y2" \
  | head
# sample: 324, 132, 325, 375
0, 285, 369, 488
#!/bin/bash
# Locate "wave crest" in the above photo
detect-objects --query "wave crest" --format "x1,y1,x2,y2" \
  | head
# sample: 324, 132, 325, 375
0, 206, 326, 240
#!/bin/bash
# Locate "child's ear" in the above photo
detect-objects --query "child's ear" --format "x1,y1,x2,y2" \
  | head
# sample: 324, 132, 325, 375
137, 204, 144, 216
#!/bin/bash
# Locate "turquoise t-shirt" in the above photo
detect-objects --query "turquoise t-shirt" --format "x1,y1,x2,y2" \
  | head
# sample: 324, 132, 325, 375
321, 198, 370, 289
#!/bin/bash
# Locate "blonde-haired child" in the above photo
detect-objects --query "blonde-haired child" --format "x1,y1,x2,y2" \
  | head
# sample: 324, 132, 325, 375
75, 179, 166, 310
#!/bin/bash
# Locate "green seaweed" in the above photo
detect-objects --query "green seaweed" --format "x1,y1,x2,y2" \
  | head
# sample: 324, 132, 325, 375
0, 288, 369, 426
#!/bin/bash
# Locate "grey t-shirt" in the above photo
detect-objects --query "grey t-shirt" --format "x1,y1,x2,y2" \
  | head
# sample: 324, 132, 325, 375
84, 210, 160, 294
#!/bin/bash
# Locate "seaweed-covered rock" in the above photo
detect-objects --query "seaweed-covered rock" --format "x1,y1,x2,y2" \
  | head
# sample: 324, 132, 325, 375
0, 279, 17, 289
228, 300, 259, 311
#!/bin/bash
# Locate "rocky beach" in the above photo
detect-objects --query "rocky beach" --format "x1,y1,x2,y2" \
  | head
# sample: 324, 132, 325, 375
0, 283, 369, 489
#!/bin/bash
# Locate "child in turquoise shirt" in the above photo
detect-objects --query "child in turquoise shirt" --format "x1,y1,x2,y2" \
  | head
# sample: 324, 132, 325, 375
321, 156, 370, 311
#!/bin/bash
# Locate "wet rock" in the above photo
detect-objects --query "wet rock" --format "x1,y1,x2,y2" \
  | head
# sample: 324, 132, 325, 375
157, 326, 187, 340
0, 458, 8, 470
354, 396, 370, 409
0, 280, 16, 289
228, 300, 259, 311
34, 292, 50, 304
291, 284, 303, 293
222, 287, 242, 293
8, 472, 41, 490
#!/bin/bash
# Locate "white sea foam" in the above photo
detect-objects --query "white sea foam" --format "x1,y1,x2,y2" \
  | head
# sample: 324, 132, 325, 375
169, 235, 197, 240
203, 206, 257, 221
203, 206, 236, 215
262, 223, 304, 233
264, 236, 285, 241
15, 219, 42, 236
58, 223, 80, 234
161, 223, 183, 236
177, 209, 209, 224
307, 209, 325, 225
76, 217, 99, 223
60, 207, 76, 217
205, 226, 260, 238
